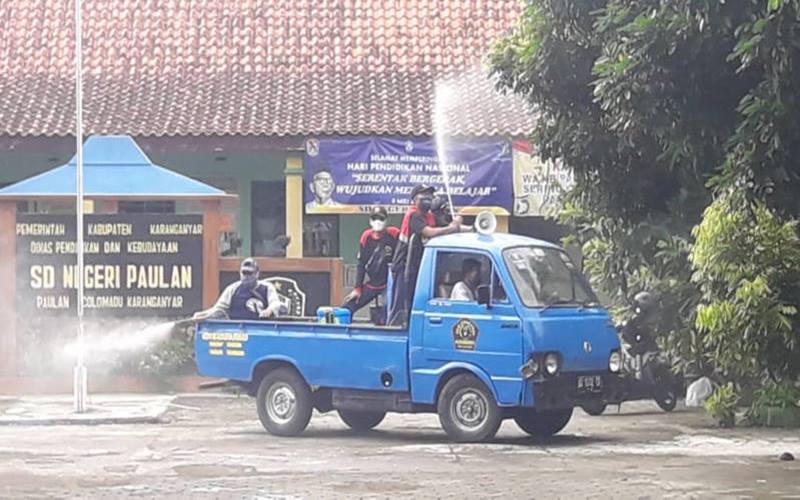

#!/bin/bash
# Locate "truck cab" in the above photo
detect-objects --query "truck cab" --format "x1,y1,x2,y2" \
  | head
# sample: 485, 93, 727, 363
196, 226, 623, 442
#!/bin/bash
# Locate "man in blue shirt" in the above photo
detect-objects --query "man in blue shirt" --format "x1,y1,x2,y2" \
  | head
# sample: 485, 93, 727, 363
193, 258, 283, 320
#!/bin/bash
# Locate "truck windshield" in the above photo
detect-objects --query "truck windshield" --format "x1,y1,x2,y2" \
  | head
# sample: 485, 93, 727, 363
503, 246, 597, 308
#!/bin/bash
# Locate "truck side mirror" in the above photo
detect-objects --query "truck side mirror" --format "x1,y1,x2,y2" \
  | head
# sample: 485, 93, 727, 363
476, 285, 491, 307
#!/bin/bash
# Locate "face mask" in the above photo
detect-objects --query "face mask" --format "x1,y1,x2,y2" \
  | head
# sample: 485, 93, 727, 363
240, 271, 258, 287
418, 198, 433, 213
370, 219, 386, 232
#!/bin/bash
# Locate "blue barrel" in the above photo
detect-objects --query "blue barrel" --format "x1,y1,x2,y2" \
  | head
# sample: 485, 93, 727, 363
316, 306, 352, 325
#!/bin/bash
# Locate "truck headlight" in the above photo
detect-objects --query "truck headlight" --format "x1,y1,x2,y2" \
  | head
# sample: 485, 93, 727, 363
609, 350, 621, 373
544, 353, 560, 376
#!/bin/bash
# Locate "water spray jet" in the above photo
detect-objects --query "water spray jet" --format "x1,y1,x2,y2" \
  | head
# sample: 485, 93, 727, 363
61, 319, 193, 362
434, 81, 457, 221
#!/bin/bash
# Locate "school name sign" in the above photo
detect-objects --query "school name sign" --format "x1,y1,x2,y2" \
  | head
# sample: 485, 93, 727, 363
15, 214, 203, 317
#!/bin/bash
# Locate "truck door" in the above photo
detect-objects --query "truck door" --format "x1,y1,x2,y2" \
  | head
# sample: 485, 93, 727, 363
412, 249, 523, 405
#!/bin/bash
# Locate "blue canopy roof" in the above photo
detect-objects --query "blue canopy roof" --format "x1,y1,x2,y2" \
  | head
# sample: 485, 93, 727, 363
0, 135, 228, 199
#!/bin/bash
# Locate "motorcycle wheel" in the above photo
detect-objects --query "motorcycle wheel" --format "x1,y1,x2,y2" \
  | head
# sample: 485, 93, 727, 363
649, 364, 680, 412
654, 384, 678, 412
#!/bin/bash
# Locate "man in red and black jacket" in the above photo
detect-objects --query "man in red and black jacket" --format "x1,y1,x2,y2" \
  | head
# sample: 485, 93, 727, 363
343, 206, 399, 320
388, 185, 461, 326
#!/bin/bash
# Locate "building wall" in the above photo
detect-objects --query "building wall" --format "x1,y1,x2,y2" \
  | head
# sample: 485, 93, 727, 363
152, 148, 402, 266
147, 149, 288, 257
0, 150, 63, 184
1, 139, 568, 270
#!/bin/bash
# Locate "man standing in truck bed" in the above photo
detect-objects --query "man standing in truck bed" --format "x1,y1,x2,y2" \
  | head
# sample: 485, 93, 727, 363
342, 206, 399, 322
388, 185, 461, 326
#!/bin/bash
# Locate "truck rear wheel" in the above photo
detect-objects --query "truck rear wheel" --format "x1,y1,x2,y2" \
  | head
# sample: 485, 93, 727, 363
337, 410, 386, 431
256, 368, 313, 437
437, 374, 502, 443
514, 409, 573, 439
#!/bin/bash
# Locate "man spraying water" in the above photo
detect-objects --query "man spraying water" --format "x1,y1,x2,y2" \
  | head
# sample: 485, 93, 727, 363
431, 193, 473, 231
388, 185, 462, 326
193, 258, 283, 321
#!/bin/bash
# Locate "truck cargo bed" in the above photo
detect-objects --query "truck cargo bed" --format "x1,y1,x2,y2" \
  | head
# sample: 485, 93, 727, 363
195, 319, 410, 392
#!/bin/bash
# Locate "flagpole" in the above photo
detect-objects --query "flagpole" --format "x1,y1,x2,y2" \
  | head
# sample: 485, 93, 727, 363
73, 0, 88, 413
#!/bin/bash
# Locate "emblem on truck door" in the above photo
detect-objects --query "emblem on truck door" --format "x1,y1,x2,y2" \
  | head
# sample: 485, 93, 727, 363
453, 318, 479, 351
583, 340, 592, 353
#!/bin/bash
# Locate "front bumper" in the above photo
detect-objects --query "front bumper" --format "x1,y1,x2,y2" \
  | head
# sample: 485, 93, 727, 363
532, 372, 625, 410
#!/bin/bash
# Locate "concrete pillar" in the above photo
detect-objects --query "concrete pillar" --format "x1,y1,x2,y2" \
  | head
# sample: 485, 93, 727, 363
0, 202, 16, 375
284, 156, 304, 258
237, 177, 252, 256
202, 200, 222, 308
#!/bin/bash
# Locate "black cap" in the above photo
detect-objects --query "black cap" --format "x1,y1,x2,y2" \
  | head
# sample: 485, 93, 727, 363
431, 194, 449, 212
410, 184, 436, 200
240, 257, 259, 275
369, 206, 388, 220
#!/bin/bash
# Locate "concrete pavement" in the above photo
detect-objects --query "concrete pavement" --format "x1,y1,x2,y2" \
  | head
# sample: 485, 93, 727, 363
0, 394, 174, 425
0, 395, 797, 498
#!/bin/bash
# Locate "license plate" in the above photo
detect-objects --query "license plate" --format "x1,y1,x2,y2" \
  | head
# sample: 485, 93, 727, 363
577, 375, 603, 393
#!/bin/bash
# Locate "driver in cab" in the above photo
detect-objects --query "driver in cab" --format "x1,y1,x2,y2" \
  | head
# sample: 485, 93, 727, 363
450, 258, 482, 302
193, 258, 283, 321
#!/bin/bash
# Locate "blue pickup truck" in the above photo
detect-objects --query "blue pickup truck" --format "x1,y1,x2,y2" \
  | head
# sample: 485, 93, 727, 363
196, 224, 623, 442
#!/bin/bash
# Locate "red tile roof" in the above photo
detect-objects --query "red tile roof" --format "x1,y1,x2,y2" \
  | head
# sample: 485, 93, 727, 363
0, 0, 535, 137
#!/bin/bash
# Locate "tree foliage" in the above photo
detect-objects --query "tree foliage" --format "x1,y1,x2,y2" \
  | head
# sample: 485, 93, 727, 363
492, 0, 800, 386
692, 193, 800, 383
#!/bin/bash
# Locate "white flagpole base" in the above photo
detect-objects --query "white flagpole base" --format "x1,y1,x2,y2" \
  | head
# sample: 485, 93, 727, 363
73, 365, 88, 413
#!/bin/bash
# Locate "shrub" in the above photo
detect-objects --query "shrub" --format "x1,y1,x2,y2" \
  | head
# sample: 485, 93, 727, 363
704, 382, 740, 428
746, 381, 800, 425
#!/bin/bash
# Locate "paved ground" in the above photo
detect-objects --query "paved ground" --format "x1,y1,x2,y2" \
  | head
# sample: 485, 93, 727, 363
0, 394, 173, 425
0, 395, 797, 499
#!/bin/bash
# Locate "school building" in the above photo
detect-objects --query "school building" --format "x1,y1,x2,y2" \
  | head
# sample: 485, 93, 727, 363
0, 0, 568, 289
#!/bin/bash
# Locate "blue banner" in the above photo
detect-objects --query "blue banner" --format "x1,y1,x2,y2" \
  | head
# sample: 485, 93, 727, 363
303, 137, 512, 214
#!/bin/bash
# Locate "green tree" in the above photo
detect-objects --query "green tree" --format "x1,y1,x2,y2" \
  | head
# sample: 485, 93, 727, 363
491, 0, 800, 385
692, 192, 800, 384
690, 0, 800, 385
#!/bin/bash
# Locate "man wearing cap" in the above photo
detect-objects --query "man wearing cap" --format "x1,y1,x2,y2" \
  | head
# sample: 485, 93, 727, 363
388, 185, 462, 325
342, 206, 399, 320
193, 258, 283, 321
305, 162, 342, 212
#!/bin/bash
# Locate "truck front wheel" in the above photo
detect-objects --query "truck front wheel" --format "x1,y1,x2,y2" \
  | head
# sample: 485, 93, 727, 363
514, 408, 573, 439
256, 368, 313, 437
337, 410, 386, 431
437, 374, 502, 443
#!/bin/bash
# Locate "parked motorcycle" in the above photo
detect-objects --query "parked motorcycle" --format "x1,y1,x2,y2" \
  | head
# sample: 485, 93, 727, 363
581, 292, 684, 416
